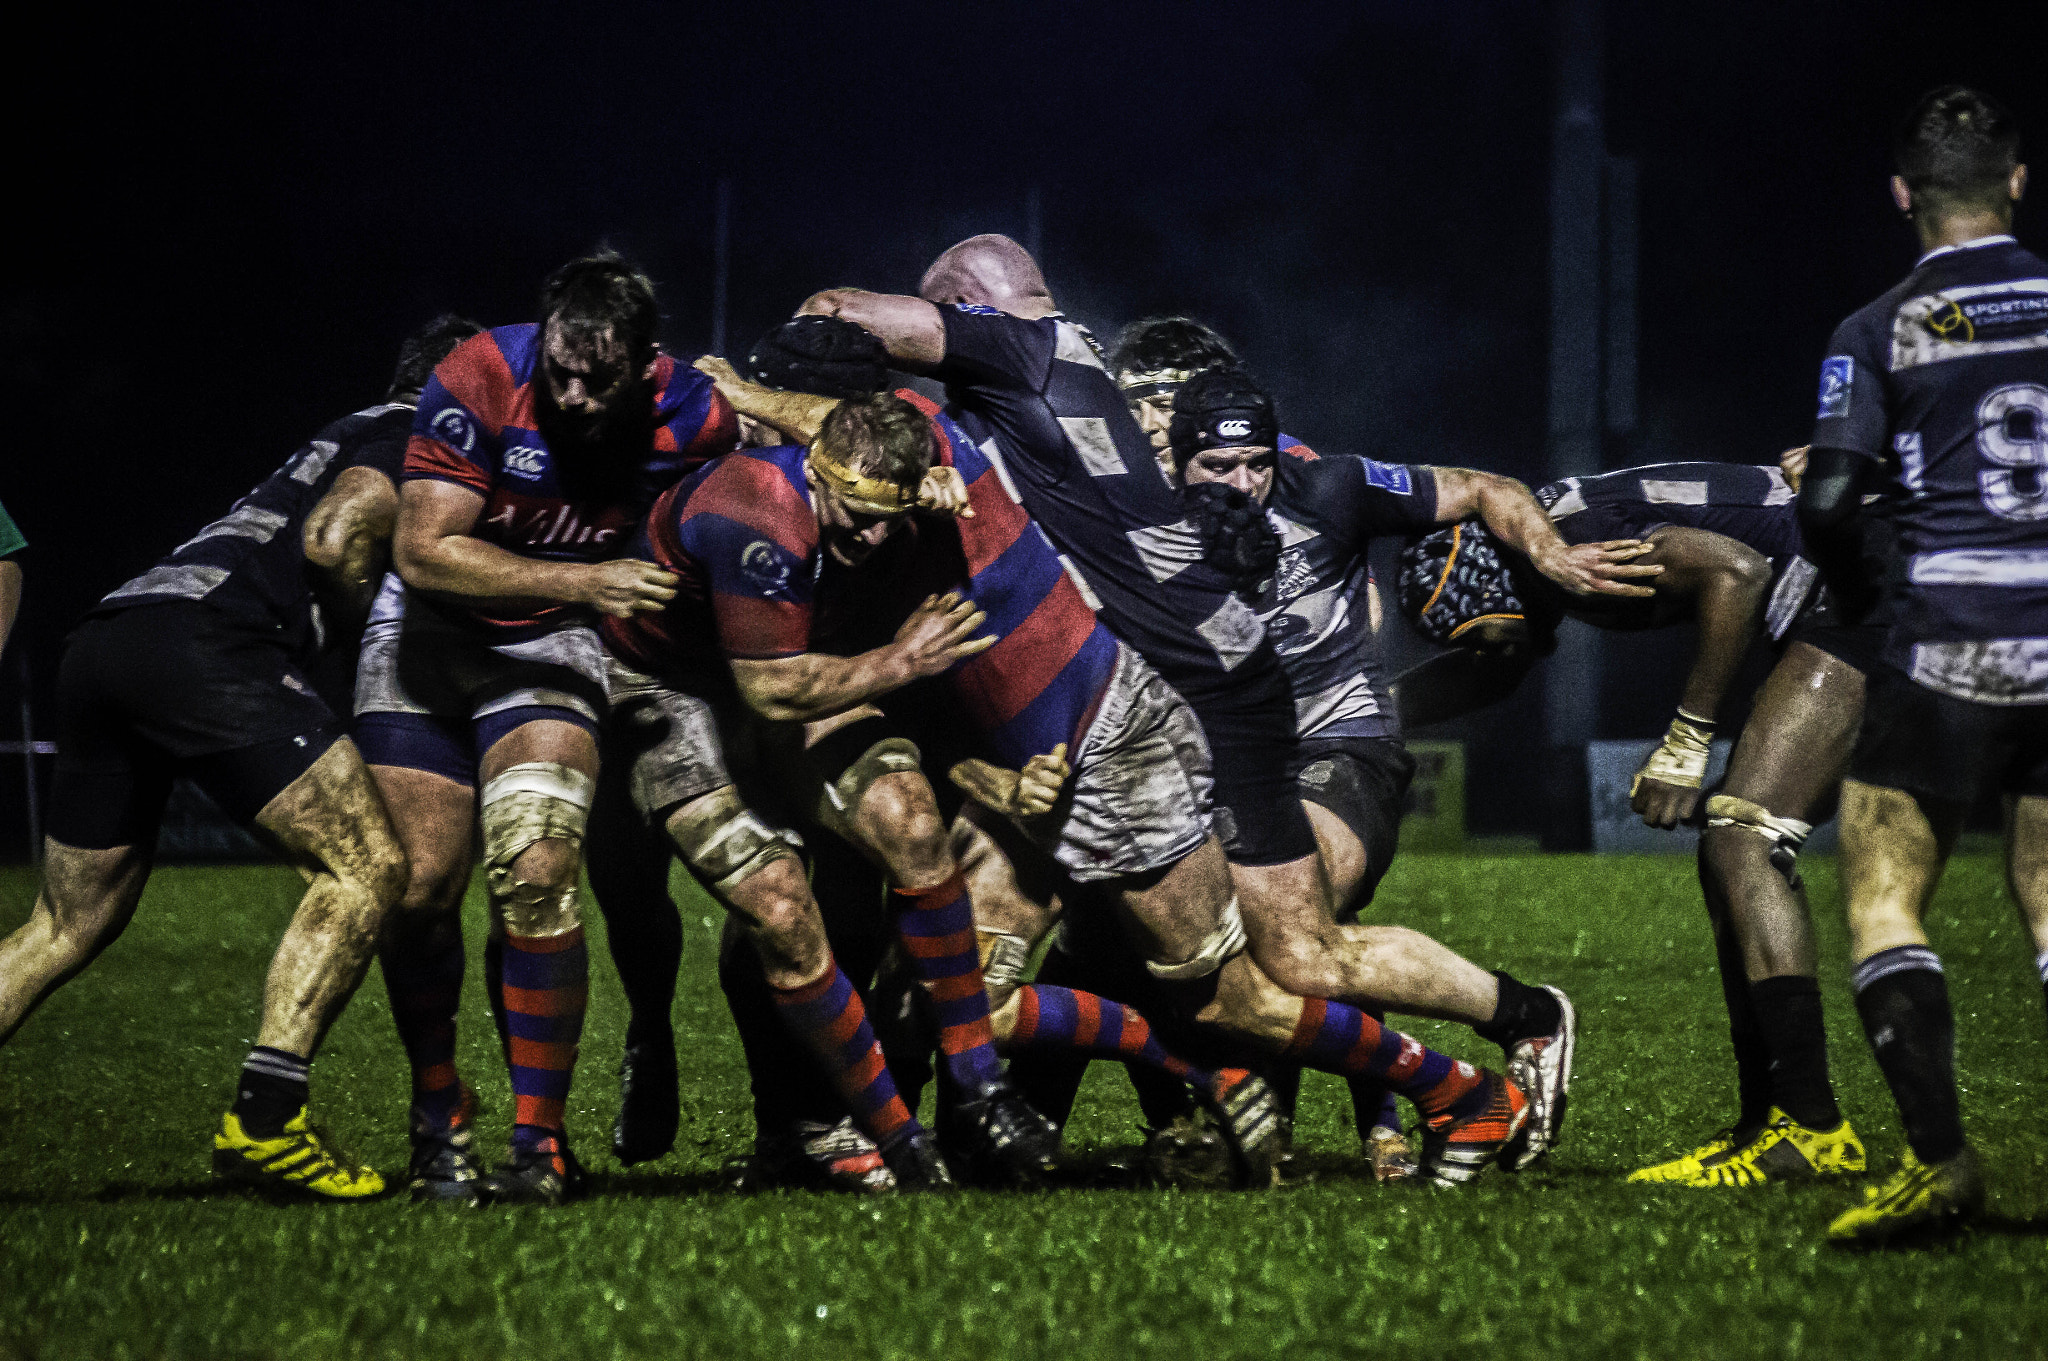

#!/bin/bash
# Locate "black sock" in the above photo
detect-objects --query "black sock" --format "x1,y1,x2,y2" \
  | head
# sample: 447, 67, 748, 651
1852, 946, 1965, 1165
1472, 971, 1562, 1047
1712, 917, 1773, 1134
2038, 948, 2048, 1040
232, 1046, 311, 1139
1748, 974, 1840, 1129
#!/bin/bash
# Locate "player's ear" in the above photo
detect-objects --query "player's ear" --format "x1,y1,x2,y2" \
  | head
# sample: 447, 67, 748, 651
2011, 164, 2028, 204
1890, 175, 1914, 216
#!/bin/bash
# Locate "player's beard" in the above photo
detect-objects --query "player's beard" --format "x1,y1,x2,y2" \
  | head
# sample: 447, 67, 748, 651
539, 374, 657, 501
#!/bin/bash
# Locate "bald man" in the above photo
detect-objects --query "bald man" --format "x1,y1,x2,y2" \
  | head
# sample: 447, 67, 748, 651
788, 236, 1591, 1175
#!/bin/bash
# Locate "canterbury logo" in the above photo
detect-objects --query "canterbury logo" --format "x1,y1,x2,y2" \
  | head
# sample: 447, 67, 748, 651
504, 447, 546, 477
1217, 419, 1252, 440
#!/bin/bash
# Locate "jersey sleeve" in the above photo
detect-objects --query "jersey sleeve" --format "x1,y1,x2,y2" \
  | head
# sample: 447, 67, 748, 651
1325, 455, 1440, 534
677, 475, 819, 660
404, 370, 497, 495
1808, 311, 1890, 462
654, 358, 742, 464
936, 305, 1054, 394
342, 424, 410, 483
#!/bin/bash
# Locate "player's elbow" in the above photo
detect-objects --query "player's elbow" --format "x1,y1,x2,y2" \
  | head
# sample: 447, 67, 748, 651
799, 289, 856, 319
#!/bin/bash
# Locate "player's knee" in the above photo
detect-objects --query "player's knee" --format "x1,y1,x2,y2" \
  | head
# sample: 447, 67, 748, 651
1704, 795, 1811, 891
667, 785, 801, 899
859, 772, 950, 862
481, 762, 593, 937
355, 835, 411, 908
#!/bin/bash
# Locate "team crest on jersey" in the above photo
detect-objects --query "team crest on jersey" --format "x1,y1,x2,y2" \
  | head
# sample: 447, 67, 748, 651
952, 303, 1005, 316
1361, 459, 1412, 494
1272, 546, 1315, 602
740, 540, 793, 596
504, 446, 546, 480
1816, 357, 1854, 419
431, 407, 478, 453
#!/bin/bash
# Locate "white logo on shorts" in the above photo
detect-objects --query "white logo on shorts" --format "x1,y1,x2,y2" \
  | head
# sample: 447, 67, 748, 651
1217, 419, 1252, 440
431, 407, 478, 453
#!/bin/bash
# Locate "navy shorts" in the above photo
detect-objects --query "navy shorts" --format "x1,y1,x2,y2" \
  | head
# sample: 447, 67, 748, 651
1851, 663, 2048, 805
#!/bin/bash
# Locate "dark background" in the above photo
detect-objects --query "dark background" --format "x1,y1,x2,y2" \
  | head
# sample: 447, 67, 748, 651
3, 0, 2043, 849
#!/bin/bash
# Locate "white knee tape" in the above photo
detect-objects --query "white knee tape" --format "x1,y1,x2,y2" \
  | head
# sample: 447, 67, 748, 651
1706, 794, 1813, 889
1146, 895, 1249, 982
977, 929, 1035, 1007
482, 762, 594, 937
671, 785, 801, 897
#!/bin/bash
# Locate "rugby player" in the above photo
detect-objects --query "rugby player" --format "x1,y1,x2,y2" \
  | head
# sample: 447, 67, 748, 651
786, 240, 1656, 1180
0, 315, 480, 1200
360, 254, 736, 1204
1397, 452, 1881, 1186
1795, 87, 2047, 1244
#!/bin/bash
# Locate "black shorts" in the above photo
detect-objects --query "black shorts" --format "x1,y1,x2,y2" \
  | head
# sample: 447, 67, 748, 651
1850, 662, 2048, 805
1191, 692, 1317, 868
1289, 735, 1416, 918
46, 602, 341, 848
1787, 621, 1884, 676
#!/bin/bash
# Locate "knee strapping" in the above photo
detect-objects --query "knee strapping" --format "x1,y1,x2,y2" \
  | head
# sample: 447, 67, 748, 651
670, 785, 801, 897
1706, 794, 1813, 889
977, 928, 1034, 1008
1146, 896, 1249, 981
481, 762, 593, 937
817, 737, 923, 836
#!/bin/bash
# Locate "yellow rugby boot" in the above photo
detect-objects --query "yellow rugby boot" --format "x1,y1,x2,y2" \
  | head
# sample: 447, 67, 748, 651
1675, 1108, 1865, 1188
213, 1109, 386, 1201
1828, 1146, 1983, 1247
1627, 1126, 1747, 1184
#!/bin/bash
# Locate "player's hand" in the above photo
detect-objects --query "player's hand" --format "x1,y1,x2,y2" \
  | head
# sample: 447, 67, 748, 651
578, 559, 679, 618
949, 744, 1070, 818
893, 592, 996, 677
1778, 445, 1811, 493
918, 465, 973, 518
1533, 538, 1662, 598
1629, 774, 1700, 829
692, 354, 745, 390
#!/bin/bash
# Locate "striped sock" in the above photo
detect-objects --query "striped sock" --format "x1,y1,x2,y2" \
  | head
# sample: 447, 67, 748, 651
1005, 984, 1251, 1102
892, 870, 1004, 1091
231, 1046, 311, 1139
499, 928, 588, 1148
1283, 997, 1487, 1123
771, 957, 920, 1148
379, 914, 466, 1129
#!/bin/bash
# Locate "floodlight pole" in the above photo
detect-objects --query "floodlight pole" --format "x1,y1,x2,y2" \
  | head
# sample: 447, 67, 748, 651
712, 178, 733, 358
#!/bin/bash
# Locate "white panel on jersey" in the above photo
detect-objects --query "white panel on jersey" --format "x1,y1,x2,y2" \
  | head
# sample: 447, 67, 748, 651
1195, 595, 1267, 671
101, 563, 231, 604
188, 504, 290, 546
1294, 674, 1381, 734
1544, 481, 1586, 519
1909, 548, 2048, 586
1270, 580, 1350, 653
1124, 519, 1204, 583
1764, 557, 1819, 640
1055, 550, 1105, 611
1053, 320, 1108, 371
290, 440, 342, 485
1640, 479, 1709, 505
977, 437, 1026, 506
1910, 638, 2048, 705
1059, 416, 1127, 478
1889, 278, 2048, 371
1761, 467, 1795, 506
1267, 511, 1322, 549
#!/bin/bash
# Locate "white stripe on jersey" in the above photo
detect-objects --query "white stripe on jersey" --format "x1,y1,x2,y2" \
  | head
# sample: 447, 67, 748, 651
1910, 547, 2048, 586
1058, 415, 1126, 477
1910, 638, 2048, 705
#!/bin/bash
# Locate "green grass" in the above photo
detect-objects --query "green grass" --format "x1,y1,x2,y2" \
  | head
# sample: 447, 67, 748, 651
1, 853, 2043, 1361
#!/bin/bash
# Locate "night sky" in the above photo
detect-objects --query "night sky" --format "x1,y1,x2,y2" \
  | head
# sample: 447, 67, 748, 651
5, 0, 2044, 838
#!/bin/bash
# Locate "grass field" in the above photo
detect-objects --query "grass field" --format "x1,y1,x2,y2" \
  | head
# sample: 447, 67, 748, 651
2, 853, 2044, 1361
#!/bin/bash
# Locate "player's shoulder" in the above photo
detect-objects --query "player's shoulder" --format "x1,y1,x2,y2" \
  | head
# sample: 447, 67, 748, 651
682, 447, 813, 538
423, 324, 531, 434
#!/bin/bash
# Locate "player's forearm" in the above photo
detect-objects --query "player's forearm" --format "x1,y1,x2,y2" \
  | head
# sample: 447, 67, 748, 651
1445, 468, 1572, 567
798, 290, 946, 370
0, 560, 21, 659
1678, 568, 1769, 721
394, 532, 590, 606
733, 646, 916, 724
1796, 448, 1878, 616
723, 378, 840, 444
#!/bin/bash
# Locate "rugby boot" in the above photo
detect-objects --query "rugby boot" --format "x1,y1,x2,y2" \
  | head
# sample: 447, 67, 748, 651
611, 1032, 679, 1167
212, 1109, 385, 1201
406, 1084, 484, 1204
1827, 1146, 1983, 1247
1192, 1070, 1285, 1189
727, 1118, 897, 1195
1363, 1124, 1422, 1184
1418, 1070, 1529, 1186
1627, 1126, 1751, 1184
1674, 1108, 1865, 1188
1504, 985, 1576, 1169
947, 1074, 1062, 1187
1142, 1113, 1239, 1190
880, 1127, 957, 1193
482, 1133, 587, 1206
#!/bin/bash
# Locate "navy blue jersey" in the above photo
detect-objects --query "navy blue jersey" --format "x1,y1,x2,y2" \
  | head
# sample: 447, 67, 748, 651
1810, 236, 2048, 703
94, 402, 413, 662
935, 306, 1284, 713
1536, 460, 1821, 641
1261, 440, 1438, 738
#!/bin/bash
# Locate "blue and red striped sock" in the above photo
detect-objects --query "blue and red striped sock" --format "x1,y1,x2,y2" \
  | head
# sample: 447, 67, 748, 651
379, 913, 466, 1129
498, 928, 588, 1150
892, 870, 1004, 1091
1005, 983, 1253, 1103
1284, 997, 1487, 1123
771, 956, 920, 1148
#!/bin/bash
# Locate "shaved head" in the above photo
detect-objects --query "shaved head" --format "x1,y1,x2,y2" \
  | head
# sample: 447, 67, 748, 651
918, 234, 1053, 313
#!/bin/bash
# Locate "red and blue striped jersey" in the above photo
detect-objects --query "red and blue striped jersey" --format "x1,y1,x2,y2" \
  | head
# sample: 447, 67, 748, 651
404, 323, 737, 636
